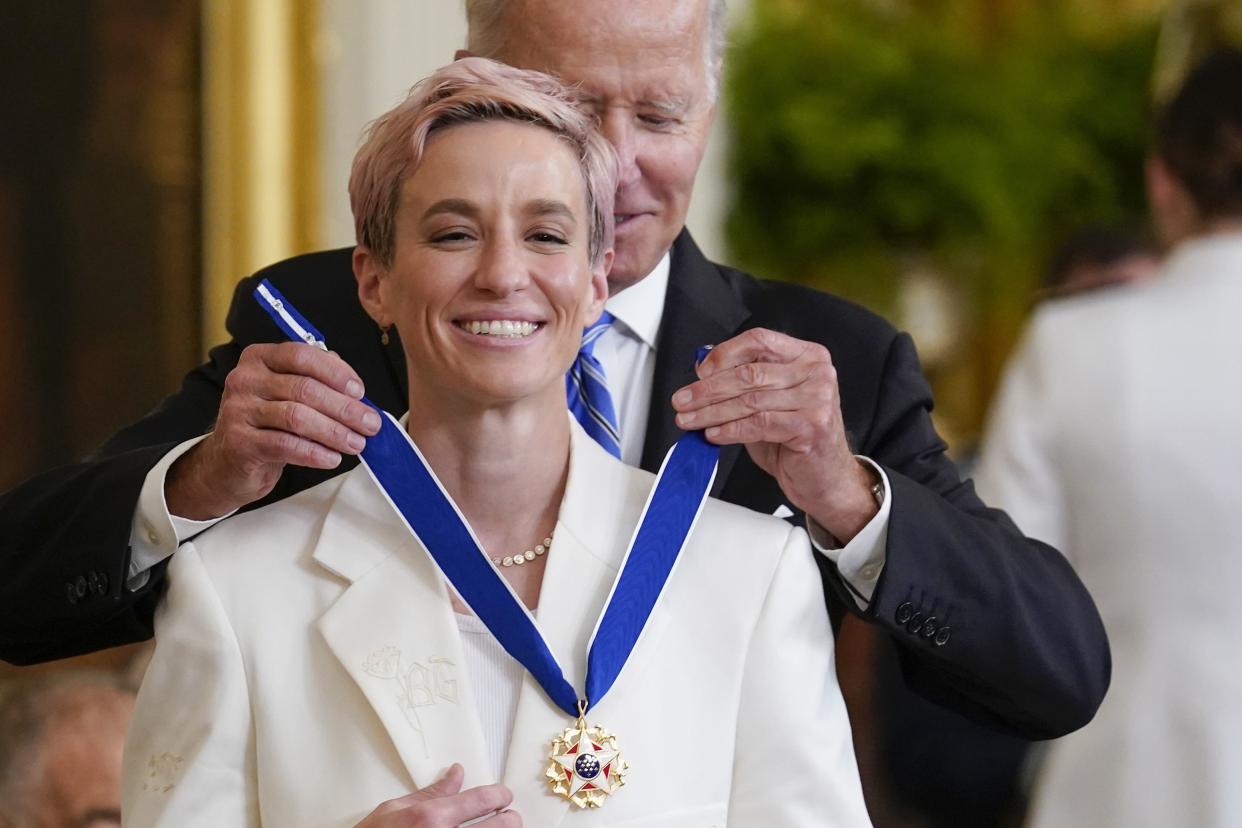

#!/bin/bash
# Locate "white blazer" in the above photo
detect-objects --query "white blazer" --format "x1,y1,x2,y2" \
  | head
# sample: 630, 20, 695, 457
123, 418, 871, 827
975, 232, 1242, 828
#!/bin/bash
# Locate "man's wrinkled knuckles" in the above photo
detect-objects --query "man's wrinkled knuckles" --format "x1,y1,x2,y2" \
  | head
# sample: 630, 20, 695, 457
340, 396, 364, 424
738, 388, 768, 414
742, 326, 791, 357
747, 410, 814, 446
328, 419, 357, 450
804, 360, 838, 390
222, 360, 258, 396
801, 375, 837, 410
291, 373, 335, 409
801, 339, 833, 364
256, 341, 311, 380
489, 812, 522, 828
735, 360, 770, 390
268, 399, 309, 434
266, 429, 317, 463
237, 341, 275, 363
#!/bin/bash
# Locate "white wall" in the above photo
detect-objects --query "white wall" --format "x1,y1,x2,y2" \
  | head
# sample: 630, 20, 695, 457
315, 0, 749, 264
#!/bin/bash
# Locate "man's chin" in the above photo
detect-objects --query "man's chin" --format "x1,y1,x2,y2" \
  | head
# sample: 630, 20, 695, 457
607, 242, 669, 295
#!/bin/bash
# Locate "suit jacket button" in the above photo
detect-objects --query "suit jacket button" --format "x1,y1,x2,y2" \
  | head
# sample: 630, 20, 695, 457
895, 601, 914, 624
919, 617, 939, 638
96, 571, 110, 595
934, 626, 952, 646
88, 571, 108, 596
74, 576, 88, 599
65, 582, 79, 605
904, 608, 924, 635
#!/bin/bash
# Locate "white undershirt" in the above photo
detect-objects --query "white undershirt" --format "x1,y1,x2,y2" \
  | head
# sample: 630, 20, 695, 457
455, 611, 524, 781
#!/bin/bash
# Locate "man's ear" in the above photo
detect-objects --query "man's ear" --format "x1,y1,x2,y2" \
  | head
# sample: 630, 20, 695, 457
353, 246, 390, 326
454, 49, 475, 61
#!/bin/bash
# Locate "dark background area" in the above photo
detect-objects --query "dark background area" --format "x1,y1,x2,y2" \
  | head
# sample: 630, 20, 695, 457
0, 0, 202, 492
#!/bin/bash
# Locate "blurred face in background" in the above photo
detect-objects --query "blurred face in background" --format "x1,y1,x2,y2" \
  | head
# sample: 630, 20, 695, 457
1, 685, 134, 828
490, 0, 717, 293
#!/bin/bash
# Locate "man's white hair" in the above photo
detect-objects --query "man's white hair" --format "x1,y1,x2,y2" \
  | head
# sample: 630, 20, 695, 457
465, 0, 729, 101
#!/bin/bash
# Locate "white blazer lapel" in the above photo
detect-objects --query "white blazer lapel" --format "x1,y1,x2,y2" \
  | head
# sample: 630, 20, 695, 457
312, 467, 493, 791
501, 420, 671, 825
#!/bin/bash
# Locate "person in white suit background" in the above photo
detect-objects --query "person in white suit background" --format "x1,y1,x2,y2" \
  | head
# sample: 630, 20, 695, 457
975, 48, 1242, 828
122, 58, 871, 828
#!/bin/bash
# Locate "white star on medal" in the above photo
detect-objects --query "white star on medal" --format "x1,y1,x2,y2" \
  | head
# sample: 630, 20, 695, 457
545, 707, 628, 809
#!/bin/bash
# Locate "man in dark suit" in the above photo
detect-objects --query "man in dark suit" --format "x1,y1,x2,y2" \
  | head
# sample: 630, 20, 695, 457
0, 0, 1108, 740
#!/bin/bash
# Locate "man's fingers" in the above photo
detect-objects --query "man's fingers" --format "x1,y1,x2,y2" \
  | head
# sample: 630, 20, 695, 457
675, 387, 807, 431
472, 810, 522, 827
261, 354, 380, 437
703, 410, 812, 449
235, 359, 380, 441
246, 427, 343, 470
673, 360, 803, 410
251, 393, 371, 455
695, 328, 807, 378
244, 342, 368, 404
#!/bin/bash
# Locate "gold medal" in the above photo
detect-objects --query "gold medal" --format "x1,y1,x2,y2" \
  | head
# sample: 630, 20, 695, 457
545, 702, 628, 808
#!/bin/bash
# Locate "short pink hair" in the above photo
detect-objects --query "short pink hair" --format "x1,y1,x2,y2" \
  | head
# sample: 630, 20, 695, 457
349, 57, 618, 269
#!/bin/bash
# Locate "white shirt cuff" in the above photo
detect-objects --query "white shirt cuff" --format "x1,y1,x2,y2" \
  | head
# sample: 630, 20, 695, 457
126, 435, 235, 590
805, 457, 891, 609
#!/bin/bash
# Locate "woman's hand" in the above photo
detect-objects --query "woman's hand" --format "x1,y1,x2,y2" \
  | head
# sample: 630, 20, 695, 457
354, 764, 521, 827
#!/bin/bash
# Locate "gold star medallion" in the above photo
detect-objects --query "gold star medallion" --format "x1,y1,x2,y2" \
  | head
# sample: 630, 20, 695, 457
545, 710, 628, 809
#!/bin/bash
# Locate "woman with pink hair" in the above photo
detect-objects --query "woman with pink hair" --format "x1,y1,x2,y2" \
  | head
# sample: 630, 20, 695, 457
123, 58, 869, 827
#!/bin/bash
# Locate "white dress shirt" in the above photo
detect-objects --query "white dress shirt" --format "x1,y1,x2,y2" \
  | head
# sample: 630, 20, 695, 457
129, 248, 891, 604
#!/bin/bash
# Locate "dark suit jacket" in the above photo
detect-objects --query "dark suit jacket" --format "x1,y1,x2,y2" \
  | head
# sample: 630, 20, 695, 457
0, 230, 1109, 738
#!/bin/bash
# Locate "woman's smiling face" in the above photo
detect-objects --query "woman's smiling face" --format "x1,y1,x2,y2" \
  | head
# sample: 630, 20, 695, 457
357, 119, 610, 409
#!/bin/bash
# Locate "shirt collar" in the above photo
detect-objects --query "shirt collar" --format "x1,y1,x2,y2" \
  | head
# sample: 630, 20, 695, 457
603, 251, 669, 350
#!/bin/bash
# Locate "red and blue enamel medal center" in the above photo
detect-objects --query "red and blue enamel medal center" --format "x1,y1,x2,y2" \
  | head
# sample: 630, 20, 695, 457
545, 717, 628, 809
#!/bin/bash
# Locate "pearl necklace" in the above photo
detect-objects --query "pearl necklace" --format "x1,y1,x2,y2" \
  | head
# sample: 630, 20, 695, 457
492, 533, 553, 568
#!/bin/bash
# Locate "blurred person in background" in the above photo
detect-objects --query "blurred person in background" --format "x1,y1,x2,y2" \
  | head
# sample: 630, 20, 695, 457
975, 47, 1242, 828
1039, 225, 1160, 300
861, 225, 1158, 828
0, 670, 134, 828
1, 0, 1108, 778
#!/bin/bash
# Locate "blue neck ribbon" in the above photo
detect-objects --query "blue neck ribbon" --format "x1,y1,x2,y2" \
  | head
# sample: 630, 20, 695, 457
254, 279, 718, 718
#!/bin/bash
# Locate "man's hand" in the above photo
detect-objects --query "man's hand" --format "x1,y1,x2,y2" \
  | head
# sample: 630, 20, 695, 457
671, 328, 878, 542
354, 764, 520, 827
166, 343, 382, 520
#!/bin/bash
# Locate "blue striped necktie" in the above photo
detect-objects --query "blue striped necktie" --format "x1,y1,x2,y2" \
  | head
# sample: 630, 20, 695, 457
566, 311, 622, 458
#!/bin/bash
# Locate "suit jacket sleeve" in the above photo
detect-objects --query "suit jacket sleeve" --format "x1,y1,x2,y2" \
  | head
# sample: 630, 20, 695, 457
728, 525, 872, 826
122, 542, 259, 826
0, 280, 254, 665
853, 331, 1109, 739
